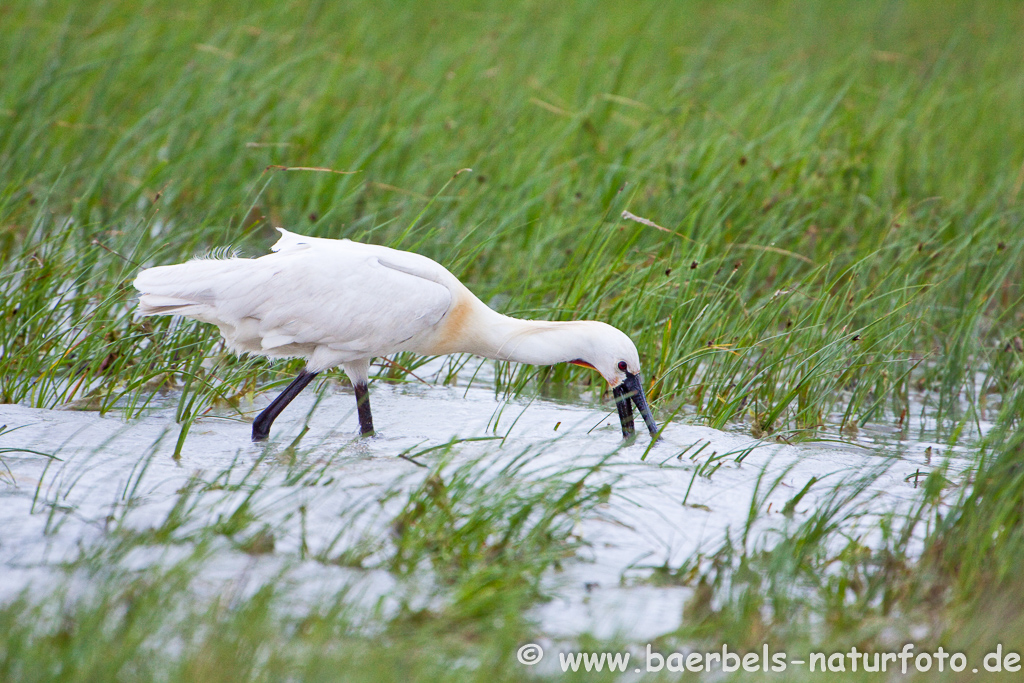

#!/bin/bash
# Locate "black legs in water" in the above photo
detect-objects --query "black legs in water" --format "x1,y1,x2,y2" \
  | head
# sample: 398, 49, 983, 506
251, 370, 319, 441
251, 370, 375, 442
354, 382, 374, 436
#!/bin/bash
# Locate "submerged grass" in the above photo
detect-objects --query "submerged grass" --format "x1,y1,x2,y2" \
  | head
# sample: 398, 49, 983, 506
3, 0, 1024, 680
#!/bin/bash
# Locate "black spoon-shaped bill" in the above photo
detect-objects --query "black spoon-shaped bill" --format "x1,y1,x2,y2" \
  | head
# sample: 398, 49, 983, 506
613, 371, 658, 439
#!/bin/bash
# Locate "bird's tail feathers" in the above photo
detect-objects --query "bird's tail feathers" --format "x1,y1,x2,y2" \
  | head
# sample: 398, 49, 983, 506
134, 258, 250, 317
136, 295, 209, 317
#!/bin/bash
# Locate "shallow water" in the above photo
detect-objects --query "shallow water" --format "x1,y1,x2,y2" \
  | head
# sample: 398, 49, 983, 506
0, 362, 980, 639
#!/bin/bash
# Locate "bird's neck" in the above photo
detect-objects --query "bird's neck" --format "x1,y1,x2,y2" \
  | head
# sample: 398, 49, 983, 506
455, 297, 594, 367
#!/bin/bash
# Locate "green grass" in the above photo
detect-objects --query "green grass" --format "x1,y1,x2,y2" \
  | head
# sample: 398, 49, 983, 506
2, 0, 1021, 440
2, 0, 1024, 680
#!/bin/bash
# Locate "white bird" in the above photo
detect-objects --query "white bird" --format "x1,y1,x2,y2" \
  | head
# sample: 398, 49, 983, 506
133, 229, 658, 442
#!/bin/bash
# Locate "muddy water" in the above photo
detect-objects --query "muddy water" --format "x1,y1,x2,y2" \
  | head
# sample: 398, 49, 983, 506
0, 366, 978, 638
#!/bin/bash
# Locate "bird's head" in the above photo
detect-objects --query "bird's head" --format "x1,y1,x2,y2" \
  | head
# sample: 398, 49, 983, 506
566, 322, 659, 440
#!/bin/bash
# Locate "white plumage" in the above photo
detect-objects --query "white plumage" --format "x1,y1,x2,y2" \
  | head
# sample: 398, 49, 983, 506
134, 229, 658, 441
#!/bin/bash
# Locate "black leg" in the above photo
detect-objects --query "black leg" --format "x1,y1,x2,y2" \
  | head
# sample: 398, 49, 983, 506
252, 370, 319, 442
354, 382, 374, 436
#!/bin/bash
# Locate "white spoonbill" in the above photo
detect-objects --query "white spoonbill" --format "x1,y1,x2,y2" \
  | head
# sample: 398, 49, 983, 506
133, 229, 658, 442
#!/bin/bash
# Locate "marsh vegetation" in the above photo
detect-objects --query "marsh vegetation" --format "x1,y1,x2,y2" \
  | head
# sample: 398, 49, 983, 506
2, 0, 1023, 680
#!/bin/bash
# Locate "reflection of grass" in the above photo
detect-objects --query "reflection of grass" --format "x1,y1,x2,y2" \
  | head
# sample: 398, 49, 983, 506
2, 0, 1024, 679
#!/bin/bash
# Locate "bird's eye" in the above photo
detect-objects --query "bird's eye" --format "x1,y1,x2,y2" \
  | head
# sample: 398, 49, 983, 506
618, 361, 628, 372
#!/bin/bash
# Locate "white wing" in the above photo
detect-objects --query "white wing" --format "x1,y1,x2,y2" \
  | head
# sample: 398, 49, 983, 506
135, 230, 453, 368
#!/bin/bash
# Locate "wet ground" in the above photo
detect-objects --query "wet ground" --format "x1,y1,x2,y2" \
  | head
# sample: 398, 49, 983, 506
0, 364, 980, 639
